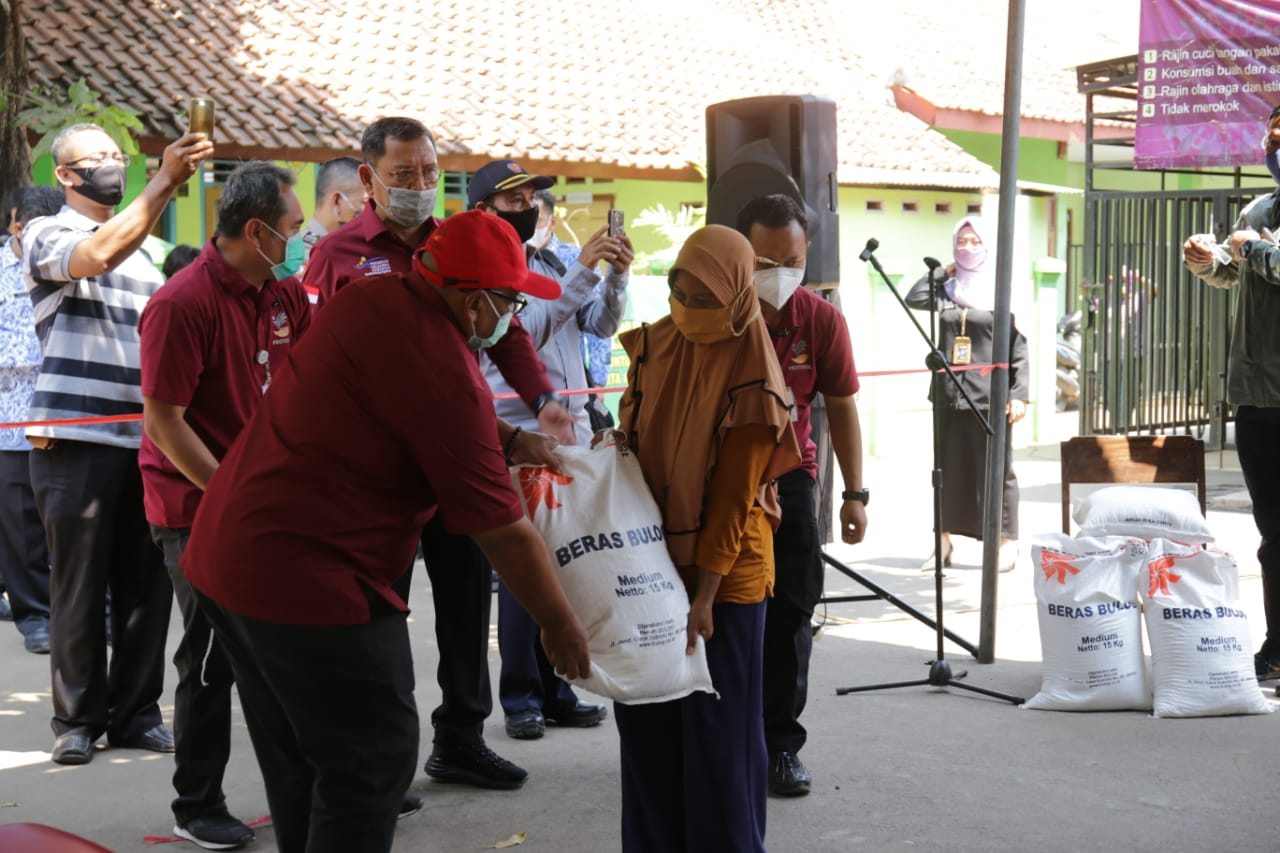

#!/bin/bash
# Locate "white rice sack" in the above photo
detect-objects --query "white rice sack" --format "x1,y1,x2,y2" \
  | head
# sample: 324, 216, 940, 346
1024, 535, 1151, 711
1074, 485, 1213, 543
1140, 539, 1272, 717
511, 443, 715, 705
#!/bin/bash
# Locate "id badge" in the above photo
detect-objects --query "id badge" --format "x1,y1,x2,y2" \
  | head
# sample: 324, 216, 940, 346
952, 336, 972, 365
785, 387, 798, 422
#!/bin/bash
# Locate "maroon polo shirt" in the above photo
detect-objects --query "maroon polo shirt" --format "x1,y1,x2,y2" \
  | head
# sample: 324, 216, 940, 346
139, 239, 311, 528
181, 269, 525, 627
767, 286, 859, 478
303, 201, 552, 405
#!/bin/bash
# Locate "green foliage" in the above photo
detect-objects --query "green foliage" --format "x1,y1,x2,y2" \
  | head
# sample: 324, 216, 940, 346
2, 77, 142, 162
630, 201, 706, 274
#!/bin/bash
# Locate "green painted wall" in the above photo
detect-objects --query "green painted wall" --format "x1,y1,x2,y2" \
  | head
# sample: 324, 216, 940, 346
546, 176, 706, 259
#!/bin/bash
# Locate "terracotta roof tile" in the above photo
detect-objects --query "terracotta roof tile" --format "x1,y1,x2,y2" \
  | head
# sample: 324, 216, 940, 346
24, 0, 1007, 187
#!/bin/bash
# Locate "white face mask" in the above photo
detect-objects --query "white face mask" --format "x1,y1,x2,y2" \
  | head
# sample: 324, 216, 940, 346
372, 171, 437, 228
753, 266, 805, 309
527, 224, 553, 249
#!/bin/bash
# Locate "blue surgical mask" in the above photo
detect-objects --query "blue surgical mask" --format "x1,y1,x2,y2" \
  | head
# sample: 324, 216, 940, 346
468, 291, 514, 350
1266, 149, 1280, 186
257, 222, 306, 281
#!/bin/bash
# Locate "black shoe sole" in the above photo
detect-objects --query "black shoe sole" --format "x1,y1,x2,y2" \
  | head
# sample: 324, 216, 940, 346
769, 783, 812, 797
543, 710, 607, 728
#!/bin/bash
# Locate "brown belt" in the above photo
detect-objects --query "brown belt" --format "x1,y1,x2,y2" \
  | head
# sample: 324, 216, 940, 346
27, 436, 57, 451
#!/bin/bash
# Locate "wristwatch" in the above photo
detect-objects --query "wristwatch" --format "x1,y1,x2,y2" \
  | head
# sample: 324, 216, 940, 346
842, 488, 870, 505
532, 391, 562, 415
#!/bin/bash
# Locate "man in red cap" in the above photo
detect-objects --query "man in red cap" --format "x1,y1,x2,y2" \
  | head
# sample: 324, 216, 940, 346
180, 210, 591, 853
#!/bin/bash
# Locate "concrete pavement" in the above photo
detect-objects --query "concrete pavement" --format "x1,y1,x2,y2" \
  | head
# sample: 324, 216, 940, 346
2, 420, 1278, 852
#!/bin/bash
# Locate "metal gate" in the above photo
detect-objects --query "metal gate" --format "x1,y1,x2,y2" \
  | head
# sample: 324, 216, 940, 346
1078, 187, 1263, 443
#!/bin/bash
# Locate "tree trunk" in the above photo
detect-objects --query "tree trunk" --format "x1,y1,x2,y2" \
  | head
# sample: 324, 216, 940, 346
1, 0, 33, 213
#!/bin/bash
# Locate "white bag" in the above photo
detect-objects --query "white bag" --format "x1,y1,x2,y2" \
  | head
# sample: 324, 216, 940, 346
1024, 535, 1151, 711
511, 444, 715, 704
1074, 485, 1213, 543
1140, 539, 1272, 718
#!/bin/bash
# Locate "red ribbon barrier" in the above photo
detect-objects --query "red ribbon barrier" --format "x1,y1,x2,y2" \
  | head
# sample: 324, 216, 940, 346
0, 362, 1011, 430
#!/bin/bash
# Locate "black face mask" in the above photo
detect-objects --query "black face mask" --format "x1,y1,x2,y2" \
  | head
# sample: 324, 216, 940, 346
494, 207, 540, 244
67, 164, 126, 207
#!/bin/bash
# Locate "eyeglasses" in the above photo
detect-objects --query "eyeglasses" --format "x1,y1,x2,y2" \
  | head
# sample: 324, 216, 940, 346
486, 289, 528, 316
62, 153, 130, 169
377, 165, 441, 187
754, 256, 804, 271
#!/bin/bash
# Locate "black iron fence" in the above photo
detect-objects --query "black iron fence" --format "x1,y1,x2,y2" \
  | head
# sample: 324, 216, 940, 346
1077, 187, 1268, 443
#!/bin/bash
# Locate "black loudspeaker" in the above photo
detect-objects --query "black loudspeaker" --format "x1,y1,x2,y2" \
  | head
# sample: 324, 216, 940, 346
706, 95, 839, 289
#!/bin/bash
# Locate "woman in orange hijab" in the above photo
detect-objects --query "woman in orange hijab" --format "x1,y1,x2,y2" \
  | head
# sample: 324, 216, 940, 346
615, 225, 800, 852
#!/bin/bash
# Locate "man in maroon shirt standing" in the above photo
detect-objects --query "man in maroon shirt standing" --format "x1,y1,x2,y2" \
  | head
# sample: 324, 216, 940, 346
737, 194, 868, 798
139, 162, 311, 850
181, 210, 591, 853
304, 117, 571, 789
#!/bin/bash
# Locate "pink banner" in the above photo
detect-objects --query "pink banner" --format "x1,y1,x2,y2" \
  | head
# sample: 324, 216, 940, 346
1136, 0, 1280, 169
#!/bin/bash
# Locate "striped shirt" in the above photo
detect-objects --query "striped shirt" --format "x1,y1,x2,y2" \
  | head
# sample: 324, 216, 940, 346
21, 205, 162, 448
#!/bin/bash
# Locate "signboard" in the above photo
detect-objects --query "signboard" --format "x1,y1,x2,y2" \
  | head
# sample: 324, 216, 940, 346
1135, 0, 1280, 169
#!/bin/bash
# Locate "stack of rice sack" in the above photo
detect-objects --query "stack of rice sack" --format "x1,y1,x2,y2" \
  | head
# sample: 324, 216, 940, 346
1025, 485, 1272, 717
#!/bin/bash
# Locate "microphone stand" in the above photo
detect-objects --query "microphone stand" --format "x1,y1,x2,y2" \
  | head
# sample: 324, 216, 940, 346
836, 238, 1023, 704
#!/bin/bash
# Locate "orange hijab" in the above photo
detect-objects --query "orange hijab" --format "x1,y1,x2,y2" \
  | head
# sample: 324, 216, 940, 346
619, 225, 800, 568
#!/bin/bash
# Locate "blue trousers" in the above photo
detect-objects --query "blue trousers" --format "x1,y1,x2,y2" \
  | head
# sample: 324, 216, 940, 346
497, 580, 578, 715
614, 600, 767, 853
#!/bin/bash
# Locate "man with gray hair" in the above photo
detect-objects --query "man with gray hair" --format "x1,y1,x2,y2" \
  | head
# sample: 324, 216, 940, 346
139, 161, 310, 850
22, 122, 211, 766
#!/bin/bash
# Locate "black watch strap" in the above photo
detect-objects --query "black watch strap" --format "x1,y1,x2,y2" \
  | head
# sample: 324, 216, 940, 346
533, 391, 561, 415
842, 488, 870, 505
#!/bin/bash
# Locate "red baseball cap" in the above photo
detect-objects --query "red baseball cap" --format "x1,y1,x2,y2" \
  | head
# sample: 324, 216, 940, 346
413, 209, 561, 300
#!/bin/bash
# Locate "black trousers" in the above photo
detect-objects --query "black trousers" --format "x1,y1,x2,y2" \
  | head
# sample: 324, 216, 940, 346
30, 441, 171, 741
152, 526, 236, 824
419, 514, 494, 746
196, 590, 418, 853
0, 450, 50, 636
1235, 405, 1280, 660
763, 470, 821, 754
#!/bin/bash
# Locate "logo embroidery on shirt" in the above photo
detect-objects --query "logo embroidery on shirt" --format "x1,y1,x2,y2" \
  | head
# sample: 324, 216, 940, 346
355, 255, 393, 276
791, 339, 810, 365
272, 309, 291, 339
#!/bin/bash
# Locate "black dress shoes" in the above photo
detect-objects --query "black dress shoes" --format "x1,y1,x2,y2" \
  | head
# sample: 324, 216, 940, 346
768, 750, 812, 797
23, 624, 50, 654
505, 710, 546, 740
51, 731, 95, 765
398, 793, 424, 820
544, 701, 607, 728
110, 723, 175, 753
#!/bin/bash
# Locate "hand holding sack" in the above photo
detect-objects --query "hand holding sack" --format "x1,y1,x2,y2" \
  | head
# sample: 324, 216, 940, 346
511, 443, 715, 704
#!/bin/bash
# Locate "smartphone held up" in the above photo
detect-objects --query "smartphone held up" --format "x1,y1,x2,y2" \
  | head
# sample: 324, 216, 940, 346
607, 209, 624, 238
